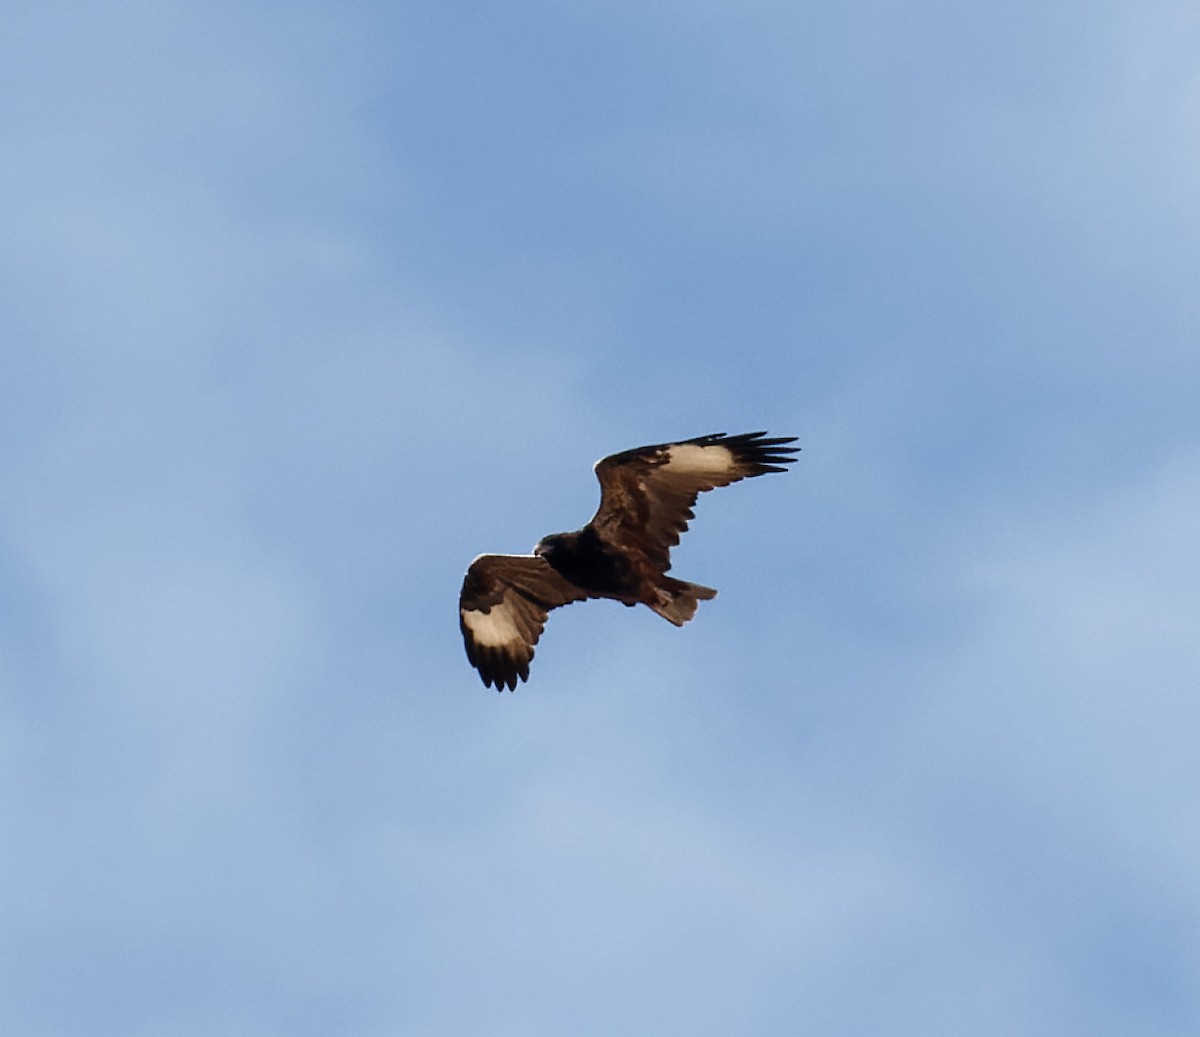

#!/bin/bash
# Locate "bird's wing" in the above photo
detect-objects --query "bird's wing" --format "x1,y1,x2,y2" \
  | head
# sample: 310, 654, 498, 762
459, 554, 591, 691
589, 431, 799, 574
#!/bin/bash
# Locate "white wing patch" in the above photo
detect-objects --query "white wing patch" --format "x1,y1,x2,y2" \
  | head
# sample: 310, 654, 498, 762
461, 604, 521, 647
663, 443, 735, 476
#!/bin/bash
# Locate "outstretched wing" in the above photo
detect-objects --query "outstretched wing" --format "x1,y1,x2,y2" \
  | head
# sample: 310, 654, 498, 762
589, 431, 799, 575
459, 554, 592, 691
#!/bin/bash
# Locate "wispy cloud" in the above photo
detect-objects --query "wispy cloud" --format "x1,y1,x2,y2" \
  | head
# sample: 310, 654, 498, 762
2, 1, 1199, 1034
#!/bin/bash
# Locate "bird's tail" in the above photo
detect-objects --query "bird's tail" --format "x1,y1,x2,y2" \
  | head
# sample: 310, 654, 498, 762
648, 577, 718, 627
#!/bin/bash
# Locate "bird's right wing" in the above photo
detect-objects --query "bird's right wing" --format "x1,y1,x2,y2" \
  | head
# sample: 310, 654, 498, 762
459, 554, 591, 691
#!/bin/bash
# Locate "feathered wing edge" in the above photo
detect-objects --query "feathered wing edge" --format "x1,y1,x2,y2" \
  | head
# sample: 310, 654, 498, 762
669, 430, 801, 475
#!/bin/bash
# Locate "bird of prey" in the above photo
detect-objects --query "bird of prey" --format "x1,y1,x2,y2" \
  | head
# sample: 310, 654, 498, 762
458, 431, 799, 690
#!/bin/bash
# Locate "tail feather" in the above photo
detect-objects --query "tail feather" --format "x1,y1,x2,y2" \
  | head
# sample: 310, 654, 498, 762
648, 577, 718, 626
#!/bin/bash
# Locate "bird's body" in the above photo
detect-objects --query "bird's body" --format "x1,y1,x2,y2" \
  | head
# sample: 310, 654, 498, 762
459, 431, 799, 690
535, 527, 634, 601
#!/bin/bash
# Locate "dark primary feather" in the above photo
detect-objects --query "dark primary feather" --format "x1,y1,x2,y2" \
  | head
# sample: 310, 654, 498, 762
458, 431, 799, 691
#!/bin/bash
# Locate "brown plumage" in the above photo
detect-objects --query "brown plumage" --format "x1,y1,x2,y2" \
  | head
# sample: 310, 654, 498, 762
459, 431, 799, 690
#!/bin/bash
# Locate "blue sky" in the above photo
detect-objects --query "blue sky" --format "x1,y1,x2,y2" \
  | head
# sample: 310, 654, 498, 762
3, 1, 1199, 1033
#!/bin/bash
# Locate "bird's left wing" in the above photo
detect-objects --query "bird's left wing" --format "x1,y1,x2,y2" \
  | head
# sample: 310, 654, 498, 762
459, 554, 591, 691
589, 431, 799, 575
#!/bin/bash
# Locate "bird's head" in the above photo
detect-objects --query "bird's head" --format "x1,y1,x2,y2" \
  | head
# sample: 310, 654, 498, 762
533, 532, 571, 559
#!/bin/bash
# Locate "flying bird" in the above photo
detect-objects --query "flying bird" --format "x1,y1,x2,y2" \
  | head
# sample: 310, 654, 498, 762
458, 431, 799, 690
